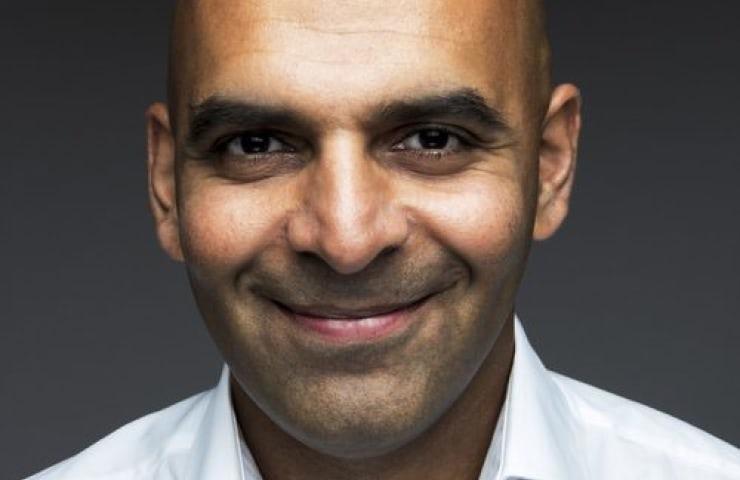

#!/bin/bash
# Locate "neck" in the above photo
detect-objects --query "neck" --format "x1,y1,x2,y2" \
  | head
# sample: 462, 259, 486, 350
231, 315, 514, 480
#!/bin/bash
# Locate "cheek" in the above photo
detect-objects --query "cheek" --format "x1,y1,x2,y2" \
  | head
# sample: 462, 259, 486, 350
179, 183, 286, 271
408, 176, 529, 273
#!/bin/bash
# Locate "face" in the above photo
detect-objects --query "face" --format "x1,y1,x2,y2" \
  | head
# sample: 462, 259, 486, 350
148, 0, 580, 459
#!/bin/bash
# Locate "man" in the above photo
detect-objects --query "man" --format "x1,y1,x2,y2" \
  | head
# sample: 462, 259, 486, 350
28, 0, 740, 478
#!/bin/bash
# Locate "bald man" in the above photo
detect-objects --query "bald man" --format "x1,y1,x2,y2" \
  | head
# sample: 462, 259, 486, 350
28, 1, 740, 479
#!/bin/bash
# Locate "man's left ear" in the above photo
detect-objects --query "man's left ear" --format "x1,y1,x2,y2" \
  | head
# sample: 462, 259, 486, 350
533, 84, 582, 240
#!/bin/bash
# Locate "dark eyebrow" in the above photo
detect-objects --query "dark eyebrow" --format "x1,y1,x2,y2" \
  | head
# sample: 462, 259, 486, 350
186, 88, 511, 147
186, 97, 314, 146
368, 88, 512, 134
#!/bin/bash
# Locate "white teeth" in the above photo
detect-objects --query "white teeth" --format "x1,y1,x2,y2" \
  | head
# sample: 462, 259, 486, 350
284, 295, 427, 320
302, 307, 402, 319
325, 317, 388, 327
310, 300, 420, 319
357, 317, 386, 326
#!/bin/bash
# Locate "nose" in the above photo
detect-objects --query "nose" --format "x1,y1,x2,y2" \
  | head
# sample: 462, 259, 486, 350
286, 134, 409, 275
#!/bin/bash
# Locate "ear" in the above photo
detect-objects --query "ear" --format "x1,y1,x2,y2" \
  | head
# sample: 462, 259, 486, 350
533, 84, 582, 240
146, 102, 184, 262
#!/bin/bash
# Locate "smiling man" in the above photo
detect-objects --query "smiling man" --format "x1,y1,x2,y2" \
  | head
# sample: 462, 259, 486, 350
28, 0, 740, 479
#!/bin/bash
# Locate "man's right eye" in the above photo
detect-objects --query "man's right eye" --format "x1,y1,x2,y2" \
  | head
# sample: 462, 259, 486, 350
202, 132, 304, 182
223, 133, 294, 156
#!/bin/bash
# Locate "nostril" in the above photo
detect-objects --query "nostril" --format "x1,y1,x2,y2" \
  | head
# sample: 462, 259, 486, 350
378, 245, 400, 260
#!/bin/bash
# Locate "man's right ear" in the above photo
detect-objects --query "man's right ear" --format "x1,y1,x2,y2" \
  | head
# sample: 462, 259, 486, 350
146, 102, 184, 262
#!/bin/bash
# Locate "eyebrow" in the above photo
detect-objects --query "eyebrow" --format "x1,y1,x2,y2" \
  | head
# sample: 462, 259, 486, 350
187, 98, 314, 146
369, 88, 512, 134
186, 88, 511, 146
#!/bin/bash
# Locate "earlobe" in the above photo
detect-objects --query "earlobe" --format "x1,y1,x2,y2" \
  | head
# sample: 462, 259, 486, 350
146, 102, 184, 262
533, 84, 582, 240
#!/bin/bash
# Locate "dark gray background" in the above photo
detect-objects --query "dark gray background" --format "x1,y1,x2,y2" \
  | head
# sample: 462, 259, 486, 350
2, 2, 738, 478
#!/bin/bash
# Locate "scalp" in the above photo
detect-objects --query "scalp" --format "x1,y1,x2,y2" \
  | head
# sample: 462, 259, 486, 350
166, 0, 551, 131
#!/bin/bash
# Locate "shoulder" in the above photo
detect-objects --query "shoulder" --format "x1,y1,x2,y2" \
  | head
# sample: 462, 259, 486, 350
25, 390, 212, 480
550, 371, 740, 479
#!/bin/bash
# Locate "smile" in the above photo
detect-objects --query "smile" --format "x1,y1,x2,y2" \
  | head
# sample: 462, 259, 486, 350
272, 293, 435, 343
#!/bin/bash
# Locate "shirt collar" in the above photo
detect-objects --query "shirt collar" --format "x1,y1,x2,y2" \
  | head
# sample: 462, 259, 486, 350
193, 316, 588, 480
183, 365, 248, 480
485, 316, 589, 480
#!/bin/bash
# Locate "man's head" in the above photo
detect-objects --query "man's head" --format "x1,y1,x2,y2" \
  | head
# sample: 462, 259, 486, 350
147, 0, 580, 460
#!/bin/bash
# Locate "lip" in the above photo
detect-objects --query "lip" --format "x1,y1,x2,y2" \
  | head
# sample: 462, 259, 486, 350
282, 298, 427, 319
273, 294, 434, 344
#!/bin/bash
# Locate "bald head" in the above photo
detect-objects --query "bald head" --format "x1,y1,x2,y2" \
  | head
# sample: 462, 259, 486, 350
166, 0, 551, 133
147, 0, 580, 472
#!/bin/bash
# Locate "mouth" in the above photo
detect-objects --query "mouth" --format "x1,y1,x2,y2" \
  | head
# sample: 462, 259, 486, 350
272, 292, 437, 344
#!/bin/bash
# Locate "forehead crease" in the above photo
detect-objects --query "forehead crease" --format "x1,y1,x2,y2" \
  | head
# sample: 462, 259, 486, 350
173, 0, 543, 122
182, 1, 528, 88
184, 0, 528, 47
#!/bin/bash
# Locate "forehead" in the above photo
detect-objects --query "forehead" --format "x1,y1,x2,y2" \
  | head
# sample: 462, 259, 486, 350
177, 0, 532, 121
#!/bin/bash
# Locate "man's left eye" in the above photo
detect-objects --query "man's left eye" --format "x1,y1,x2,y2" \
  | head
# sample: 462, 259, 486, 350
392, 128, 463, 152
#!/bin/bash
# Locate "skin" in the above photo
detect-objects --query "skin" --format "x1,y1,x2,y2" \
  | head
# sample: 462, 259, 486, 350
146, 0, 581, 478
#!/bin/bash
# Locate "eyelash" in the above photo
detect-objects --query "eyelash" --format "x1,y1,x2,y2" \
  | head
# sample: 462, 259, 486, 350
207, 125, 476, 160
392, 127, 473, 153
209, 133, 290, 155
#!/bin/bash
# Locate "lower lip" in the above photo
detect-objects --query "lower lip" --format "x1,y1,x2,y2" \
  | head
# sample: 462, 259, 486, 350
282, 298, 429, 343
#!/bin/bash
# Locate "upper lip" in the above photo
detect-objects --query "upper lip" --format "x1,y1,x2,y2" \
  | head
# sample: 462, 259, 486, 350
274, 293, 433, 320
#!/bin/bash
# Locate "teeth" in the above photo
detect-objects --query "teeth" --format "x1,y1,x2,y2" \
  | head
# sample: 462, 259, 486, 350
327, 317, 384, 325
325, 310, 395, 320
299, 305, 406, 319
306, 312, 394, 322
276, 294, 428, 320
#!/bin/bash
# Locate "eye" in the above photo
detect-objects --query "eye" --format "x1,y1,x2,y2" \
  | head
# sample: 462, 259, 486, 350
392, 128, 464, 152
205, 131, 304, 182
224, 133, 294, 156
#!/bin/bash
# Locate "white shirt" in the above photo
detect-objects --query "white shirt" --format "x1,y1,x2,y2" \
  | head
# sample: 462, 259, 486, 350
28, 318, 740, 480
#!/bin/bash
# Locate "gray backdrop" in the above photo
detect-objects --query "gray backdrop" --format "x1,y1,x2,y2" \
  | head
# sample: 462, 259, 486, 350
2, 2, 738, 478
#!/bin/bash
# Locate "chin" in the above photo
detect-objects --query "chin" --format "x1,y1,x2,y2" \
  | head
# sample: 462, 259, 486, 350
255, 363, 458, 460
283, 408, 431, 460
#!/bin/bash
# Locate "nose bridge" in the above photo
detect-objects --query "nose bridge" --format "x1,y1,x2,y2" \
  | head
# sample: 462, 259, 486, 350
291, 133, 407, 274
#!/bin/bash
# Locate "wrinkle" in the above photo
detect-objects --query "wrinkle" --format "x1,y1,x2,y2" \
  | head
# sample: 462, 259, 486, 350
252, 16, 462, 44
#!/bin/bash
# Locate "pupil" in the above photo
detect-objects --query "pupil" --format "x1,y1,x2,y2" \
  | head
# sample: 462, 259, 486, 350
240, 135, 270, 153
419, 129, 449, 149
